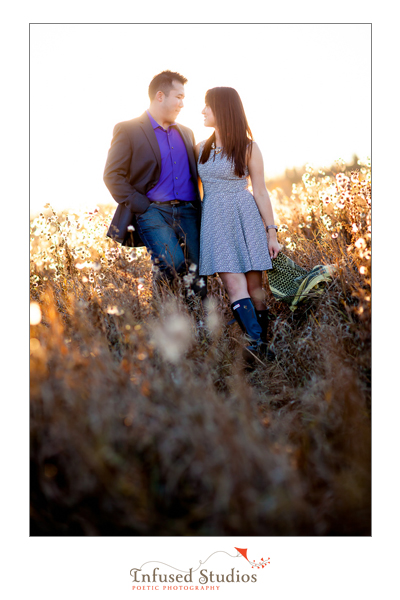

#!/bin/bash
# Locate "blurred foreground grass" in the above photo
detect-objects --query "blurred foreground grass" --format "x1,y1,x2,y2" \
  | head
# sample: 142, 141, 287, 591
30, 160, 371, 535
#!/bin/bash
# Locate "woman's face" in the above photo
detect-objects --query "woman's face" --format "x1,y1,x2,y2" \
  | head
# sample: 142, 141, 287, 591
202, 104, 216, 128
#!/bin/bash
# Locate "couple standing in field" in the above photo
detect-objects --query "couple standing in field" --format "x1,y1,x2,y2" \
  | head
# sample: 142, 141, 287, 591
103, 70, 280, 361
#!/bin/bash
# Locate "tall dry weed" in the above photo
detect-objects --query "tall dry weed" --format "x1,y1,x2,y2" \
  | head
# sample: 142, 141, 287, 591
30, 160, 371, 535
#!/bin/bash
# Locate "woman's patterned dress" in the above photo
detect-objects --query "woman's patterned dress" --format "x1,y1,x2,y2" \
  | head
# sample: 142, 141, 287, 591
198, 142, 272, 276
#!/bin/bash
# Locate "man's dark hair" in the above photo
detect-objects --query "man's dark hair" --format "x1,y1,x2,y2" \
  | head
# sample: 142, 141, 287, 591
148, 70, 188, 101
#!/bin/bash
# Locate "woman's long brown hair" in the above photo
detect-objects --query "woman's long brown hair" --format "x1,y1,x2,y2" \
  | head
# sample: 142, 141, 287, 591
199, 87, 253, 178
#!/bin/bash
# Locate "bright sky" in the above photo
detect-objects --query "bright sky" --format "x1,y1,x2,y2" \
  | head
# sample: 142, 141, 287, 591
30, 23, 371, 214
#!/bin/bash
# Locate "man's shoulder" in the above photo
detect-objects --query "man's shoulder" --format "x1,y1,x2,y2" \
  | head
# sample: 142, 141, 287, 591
177, 122, 194, 136
114, 113, 149, 131
176, 123, 196, 146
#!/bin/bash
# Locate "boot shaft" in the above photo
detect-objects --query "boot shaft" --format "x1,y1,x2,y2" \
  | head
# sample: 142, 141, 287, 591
230, 298, 263, 341
231, 299, 276, 363
255, 308, 270, 343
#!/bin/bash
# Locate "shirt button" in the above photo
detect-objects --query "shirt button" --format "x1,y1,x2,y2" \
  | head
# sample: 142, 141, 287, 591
176, 177, 178, 179
174, 161, 176, 164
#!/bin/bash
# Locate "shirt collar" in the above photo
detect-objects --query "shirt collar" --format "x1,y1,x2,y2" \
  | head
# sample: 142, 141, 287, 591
146, 110, 177, 131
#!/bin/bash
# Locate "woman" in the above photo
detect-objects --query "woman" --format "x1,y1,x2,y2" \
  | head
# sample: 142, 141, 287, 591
195, 87, 280, 360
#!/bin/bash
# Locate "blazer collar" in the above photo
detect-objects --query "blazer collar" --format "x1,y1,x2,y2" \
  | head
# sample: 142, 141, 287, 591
175, 123, 197, 184
139, 112, 161, 170
139, 112, 197, 189
145, 109, 178, 131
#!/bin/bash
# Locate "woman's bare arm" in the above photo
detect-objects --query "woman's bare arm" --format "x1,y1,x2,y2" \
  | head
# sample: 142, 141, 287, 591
247, 142, 280, 259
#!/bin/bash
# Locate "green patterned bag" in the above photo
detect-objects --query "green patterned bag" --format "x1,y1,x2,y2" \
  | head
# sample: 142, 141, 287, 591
267, 252, 335, 311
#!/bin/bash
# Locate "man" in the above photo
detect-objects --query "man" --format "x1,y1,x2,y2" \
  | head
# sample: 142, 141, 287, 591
103, 70, 205, 300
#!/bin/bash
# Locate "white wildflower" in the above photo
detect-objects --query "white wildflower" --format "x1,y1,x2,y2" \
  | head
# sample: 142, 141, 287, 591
183, 272, 195, 287
204, 297, 222, 337
107, 305, 125, 316
30, 302, 42, 325
151, 308, 192, 363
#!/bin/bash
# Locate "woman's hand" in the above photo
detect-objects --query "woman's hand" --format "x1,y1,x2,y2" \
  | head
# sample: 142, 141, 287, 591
268, 233, 281, 259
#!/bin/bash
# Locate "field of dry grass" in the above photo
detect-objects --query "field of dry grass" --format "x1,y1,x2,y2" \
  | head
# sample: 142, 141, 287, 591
30, 159, 371, 535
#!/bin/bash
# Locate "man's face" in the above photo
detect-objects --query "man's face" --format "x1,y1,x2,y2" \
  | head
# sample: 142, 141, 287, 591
160, 81, 185, 124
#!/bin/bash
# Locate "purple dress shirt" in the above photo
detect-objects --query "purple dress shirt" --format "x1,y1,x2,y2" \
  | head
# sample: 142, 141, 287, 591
146, 110, 197, 202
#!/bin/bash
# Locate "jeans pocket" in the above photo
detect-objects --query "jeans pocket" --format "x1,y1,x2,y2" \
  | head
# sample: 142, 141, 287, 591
136, 203, 153, 220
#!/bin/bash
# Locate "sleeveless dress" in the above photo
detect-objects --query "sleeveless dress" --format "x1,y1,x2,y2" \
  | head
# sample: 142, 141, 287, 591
198, 141, 273, 276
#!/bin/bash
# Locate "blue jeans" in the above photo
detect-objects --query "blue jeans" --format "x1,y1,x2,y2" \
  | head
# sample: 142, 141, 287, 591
135, 202, 206, 298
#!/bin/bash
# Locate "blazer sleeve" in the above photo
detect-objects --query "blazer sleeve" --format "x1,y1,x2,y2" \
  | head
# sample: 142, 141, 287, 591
103, 123, 134, 203
103, 122, 151, 214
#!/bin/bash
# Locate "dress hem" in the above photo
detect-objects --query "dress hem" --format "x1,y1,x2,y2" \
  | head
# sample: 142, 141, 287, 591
199, 266, 273, 276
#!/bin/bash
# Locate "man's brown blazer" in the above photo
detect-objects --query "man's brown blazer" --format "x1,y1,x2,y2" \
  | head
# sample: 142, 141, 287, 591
103, 112, 201, 247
